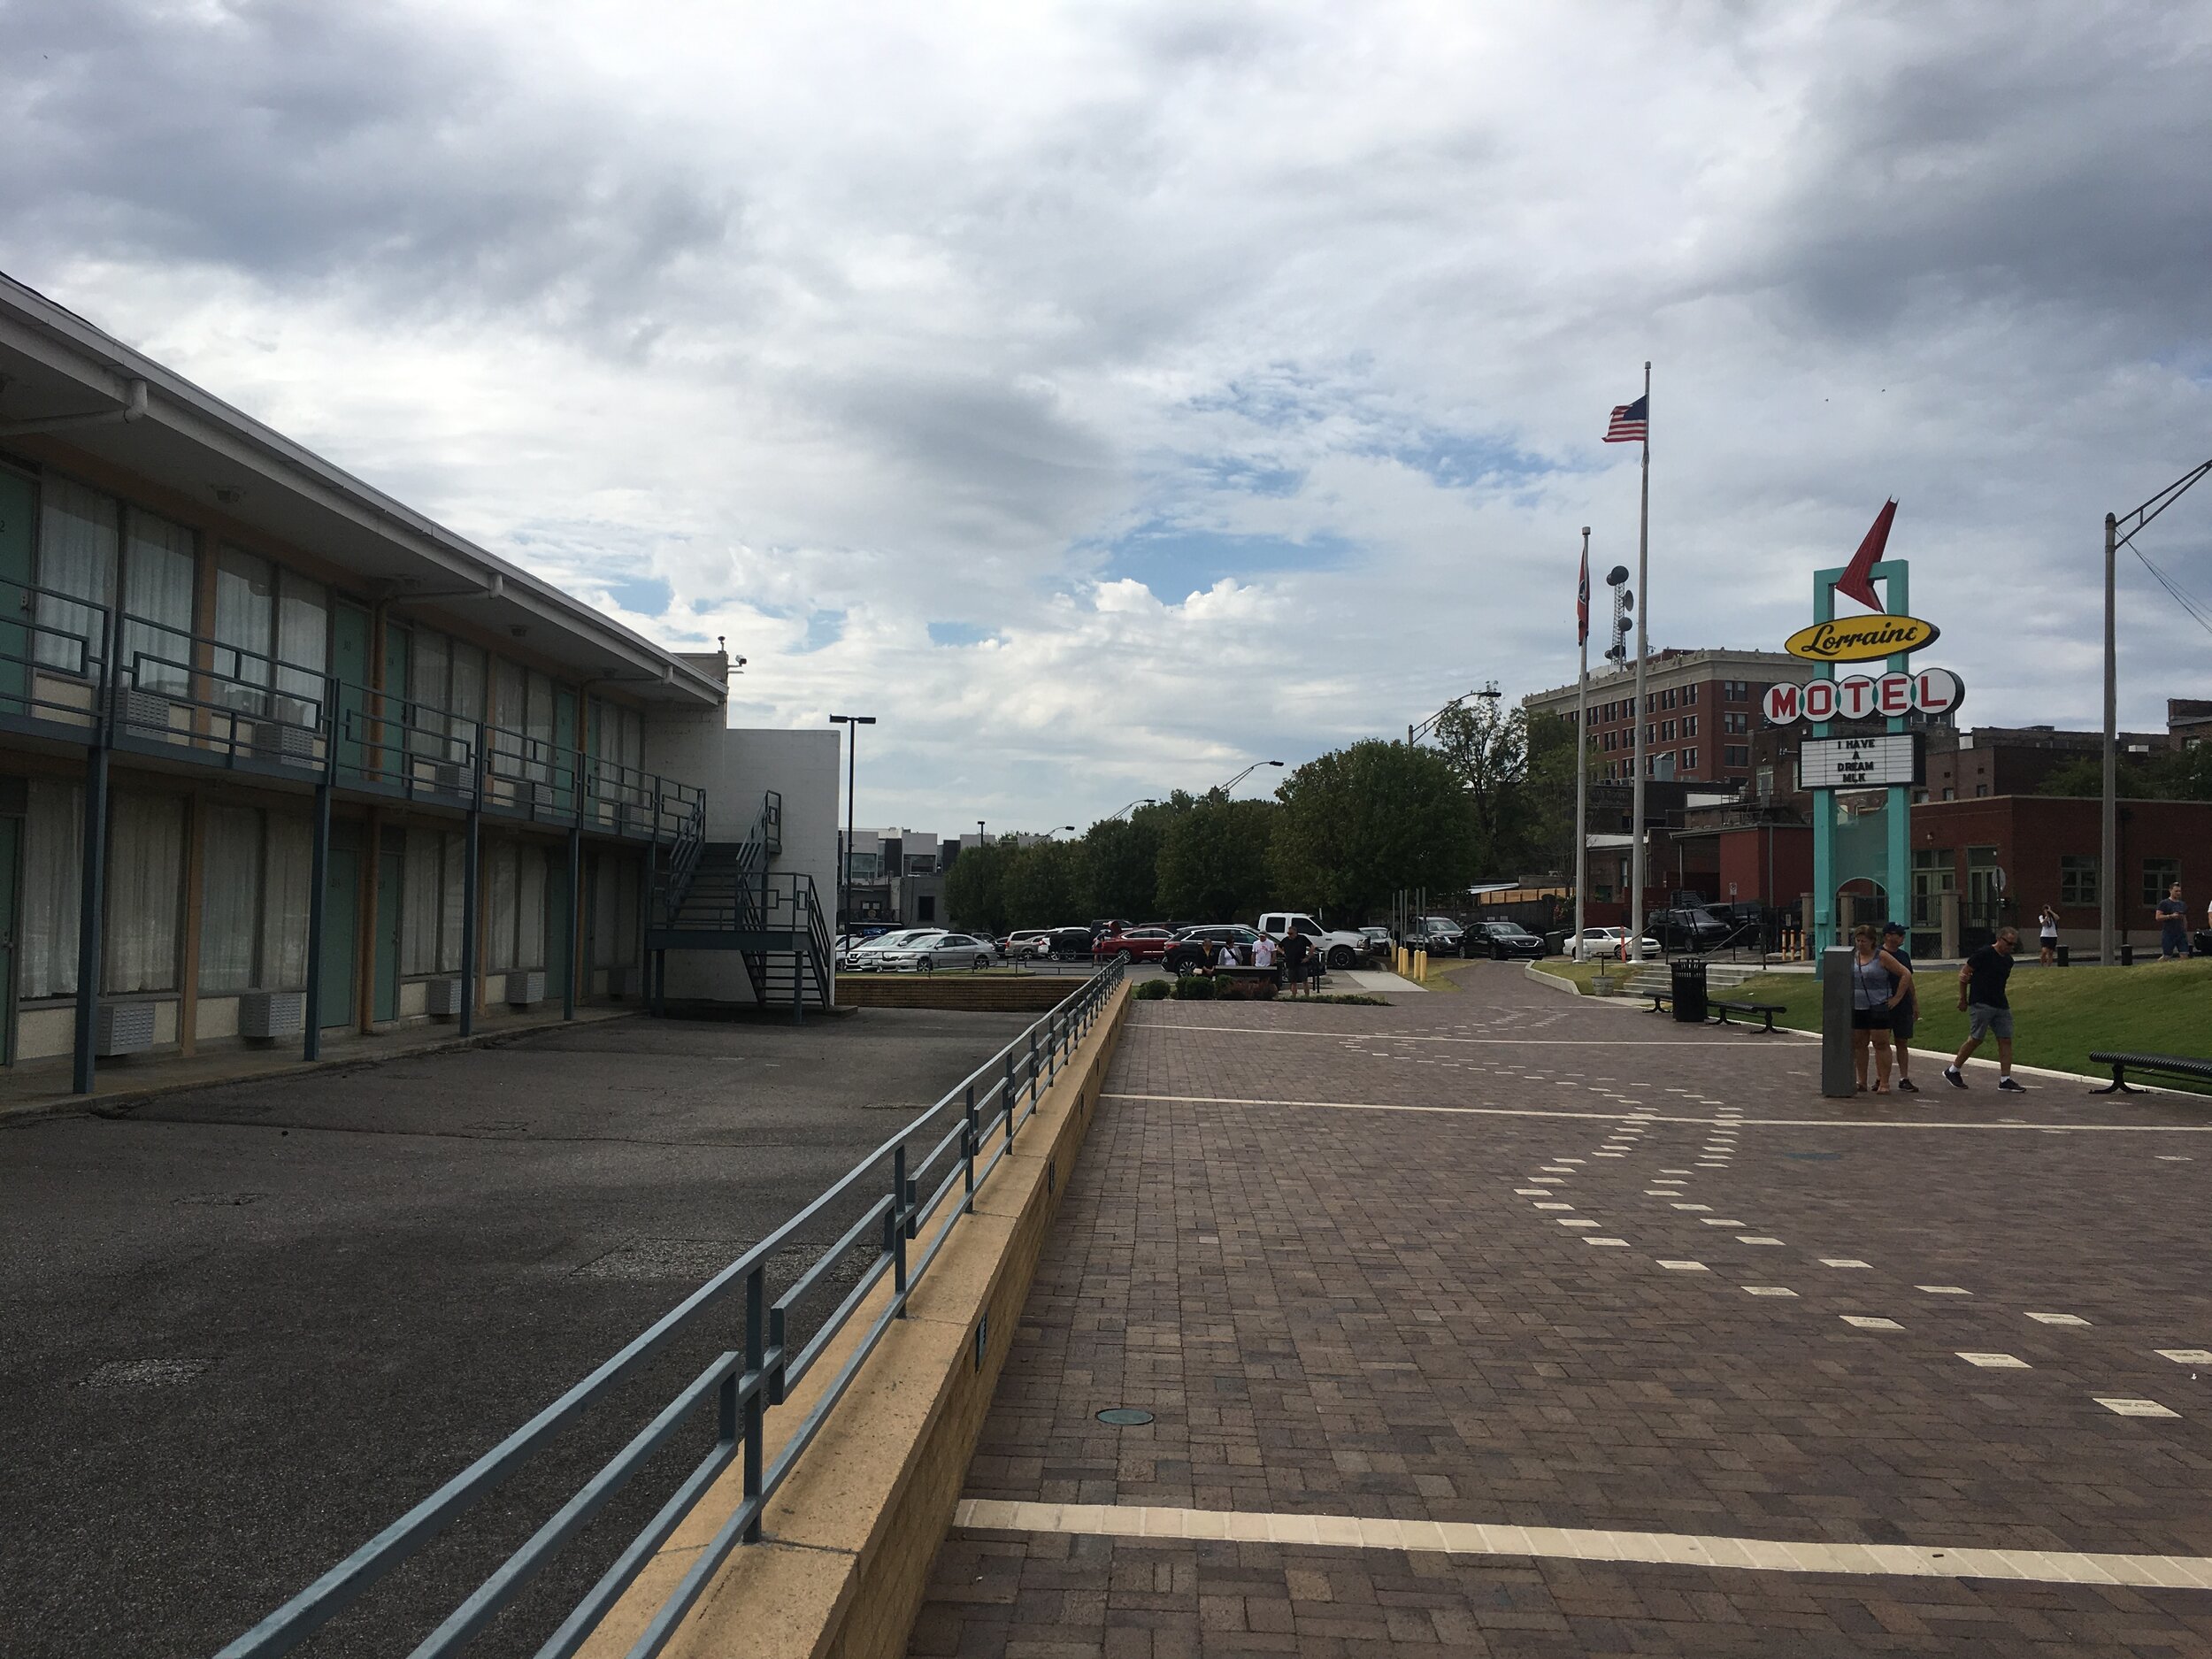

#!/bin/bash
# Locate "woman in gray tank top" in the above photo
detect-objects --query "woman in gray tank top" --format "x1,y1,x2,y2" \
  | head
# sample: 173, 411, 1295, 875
1847, 923, 1914, 1094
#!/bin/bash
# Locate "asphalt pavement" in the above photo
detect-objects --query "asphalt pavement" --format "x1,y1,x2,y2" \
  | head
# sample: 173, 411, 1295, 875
0, 1006, 1033, 1659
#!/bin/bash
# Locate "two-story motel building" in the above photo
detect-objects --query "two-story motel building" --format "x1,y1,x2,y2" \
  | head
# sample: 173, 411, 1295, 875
0, 273, 835, 1093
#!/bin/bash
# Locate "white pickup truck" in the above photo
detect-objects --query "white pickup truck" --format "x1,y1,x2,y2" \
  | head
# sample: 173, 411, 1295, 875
1256, 911, 1368, 971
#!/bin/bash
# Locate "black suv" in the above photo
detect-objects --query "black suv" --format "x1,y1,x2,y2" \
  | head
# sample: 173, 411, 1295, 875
1042, 926, 1097, 961
1163, 925, 1263, 974
1463, 919, 1548, 960
1650, 907, 1732, 953
1402, 917, 1463, 957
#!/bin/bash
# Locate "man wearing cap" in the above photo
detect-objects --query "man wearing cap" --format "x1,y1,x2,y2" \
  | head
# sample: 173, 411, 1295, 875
1880, 921, 1920, 1093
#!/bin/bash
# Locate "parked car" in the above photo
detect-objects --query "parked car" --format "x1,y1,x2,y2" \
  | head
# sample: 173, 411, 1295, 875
844, 928, 935, 970
1089, 918, 1133, 938
1041, 926, 1097, 961
1650, 906, 1732, 953
1463, 918, 1548, 960
875, 931, 995, 972
1163, 925, 1265, 973
1256, 911, 1366, 971
1565, 926, 1660, 962
1402, 916, 1463, 957
1094, 926, 1176, 964
1357, 925, 1395, 961
1000, 928, 1055, 960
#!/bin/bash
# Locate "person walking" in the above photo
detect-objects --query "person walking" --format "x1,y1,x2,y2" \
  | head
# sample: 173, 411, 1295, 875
1847, 924, 1911, 1094
1879, 920, 1920, 1092
1945, 926, 2025, 1092
2155, 882, 2189, 960
2038, 904, 2060, 966
1280, 927, 1312, 997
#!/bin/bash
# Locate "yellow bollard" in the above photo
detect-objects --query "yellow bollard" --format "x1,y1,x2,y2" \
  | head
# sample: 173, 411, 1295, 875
1416, 948, 1428, 982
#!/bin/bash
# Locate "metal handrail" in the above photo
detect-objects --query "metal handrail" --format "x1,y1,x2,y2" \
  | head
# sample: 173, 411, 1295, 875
215, 961, 1125, 1659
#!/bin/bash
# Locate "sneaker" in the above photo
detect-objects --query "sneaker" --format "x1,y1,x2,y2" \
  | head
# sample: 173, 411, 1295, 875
1896, 1077, 1919, 1093
1943, 1065, 1968, 1089
1997, 1076, 2028, 1093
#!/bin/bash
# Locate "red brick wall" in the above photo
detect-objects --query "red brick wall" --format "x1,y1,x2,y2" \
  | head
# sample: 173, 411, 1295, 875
1910, 796, 2212, 938
1717, 825, 1813, 907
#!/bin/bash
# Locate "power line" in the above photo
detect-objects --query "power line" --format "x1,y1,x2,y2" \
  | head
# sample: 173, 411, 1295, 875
2128, 542, 2212, 641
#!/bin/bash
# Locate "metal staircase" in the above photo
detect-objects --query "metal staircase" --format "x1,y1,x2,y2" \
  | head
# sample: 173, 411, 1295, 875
644, 792, 832, 1019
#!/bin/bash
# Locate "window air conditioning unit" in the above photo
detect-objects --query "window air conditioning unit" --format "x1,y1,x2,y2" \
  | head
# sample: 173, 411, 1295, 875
250, 719, 320, 764
238, 990, 304, 1040
119, 688, 181, 737
504, 971, 546, 1008
94, 1001, 157, 1057
424, 978, 467, 1018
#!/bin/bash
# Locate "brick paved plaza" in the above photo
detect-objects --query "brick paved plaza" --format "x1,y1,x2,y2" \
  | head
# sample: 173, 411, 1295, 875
911, 963, 2212, 1656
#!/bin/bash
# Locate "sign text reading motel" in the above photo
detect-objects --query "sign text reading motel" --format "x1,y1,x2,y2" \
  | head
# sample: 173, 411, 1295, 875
1781, 613, 1939, 663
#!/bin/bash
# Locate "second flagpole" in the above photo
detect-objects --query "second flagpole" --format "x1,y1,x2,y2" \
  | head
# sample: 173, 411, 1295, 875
1629, 359, 1650, 961
1574, 526, 1590, 959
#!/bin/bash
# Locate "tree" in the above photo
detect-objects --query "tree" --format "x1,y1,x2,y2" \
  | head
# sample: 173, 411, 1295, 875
1001, 837, 1086, 928
1432, 697, 1528, 874
1271, 741, 1477, 919
2039, 745, 2212, 803
1080, 809, 1167, 920
1515, 710, 1594, 879
1156, 795, 1277, 923
944, 839, 1011, 936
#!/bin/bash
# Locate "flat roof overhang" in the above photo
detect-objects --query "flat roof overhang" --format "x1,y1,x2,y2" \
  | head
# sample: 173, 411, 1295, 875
0, 273, 722, 708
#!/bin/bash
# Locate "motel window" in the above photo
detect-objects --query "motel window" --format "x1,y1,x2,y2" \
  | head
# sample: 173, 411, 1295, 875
215, 547, 326, 716
401, 827, 469, 976
35, 476, 119, 672
120, 510, 197, 696
2060, 855, 2100, 907
526, 669, 556, 782
21, 780, 83, 997
411, 627, 487, 764
1724, 680, 1749, 701
102, 791, 186, 995
1661, 720, 1675, 741
198, 806, 315, 994
486, 840, 553, 972
2144, 858, 2183, 907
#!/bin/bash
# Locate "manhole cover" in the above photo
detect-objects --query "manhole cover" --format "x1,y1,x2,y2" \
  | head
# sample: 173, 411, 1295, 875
1096, 1408, 1154, 1426
1786, 1152, 1841, 1161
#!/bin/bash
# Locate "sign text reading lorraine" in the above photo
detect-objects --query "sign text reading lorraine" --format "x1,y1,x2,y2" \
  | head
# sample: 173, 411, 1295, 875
1798, 733, 1921, 790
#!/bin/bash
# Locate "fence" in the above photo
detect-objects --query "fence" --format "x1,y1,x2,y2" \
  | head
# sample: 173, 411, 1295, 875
214, 961, 1125, 1659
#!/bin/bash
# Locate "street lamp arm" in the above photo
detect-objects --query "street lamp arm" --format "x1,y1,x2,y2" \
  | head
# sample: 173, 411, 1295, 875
2115, 456, 2212, 550
1216, 760, 1286, 794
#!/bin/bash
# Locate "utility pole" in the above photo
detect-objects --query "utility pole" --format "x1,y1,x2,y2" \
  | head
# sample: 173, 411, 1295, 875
829, 714, 874, 931
1574, 526, 1591, 958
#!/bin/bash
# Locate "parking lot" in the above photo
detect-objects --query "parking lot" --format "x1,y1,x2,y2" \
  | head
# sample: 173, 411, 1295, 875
0, 1007, 1033, 1659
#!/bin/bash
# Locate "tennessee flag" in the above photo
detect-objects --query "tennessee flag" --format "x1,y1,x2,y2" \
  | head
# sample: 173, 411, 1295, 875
1577, 543, 1590, 645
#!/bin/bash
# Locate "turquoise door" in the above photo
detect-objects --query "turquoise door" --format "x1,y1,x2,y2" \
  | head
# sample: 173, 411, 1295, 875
319, 845, 360, 1029
331, 602, 371, 779
374, 833, 403, 1022
0, 470, 34, 716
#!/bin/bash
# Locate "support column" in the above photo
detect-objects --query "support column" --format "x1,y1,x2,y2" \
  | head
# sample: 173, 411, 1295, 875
459, 803, 480, 1038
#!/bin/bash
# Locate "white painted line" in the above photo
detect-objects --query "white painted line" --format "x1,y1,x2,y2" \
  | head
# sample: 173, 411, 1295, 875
2156, 1349, 2212, 1364
1513, 1188, 1551, 1196
1594, 1151, 1625, 1156
1532, 1202, 1575, 1211
1661, 1169, 1694, 1175
1842, 1316, 1903, 1330
1671, 1203, 1712, 1212
1699, 1218, 1747, 1226
953, 1500, 2212, 1588
1585, 1237, 1631, 1247
1957, 1353, 2030, 1368
1557, 1218, 1600, 1228
2097, 1397, 2181, 1418
1739, 1236, 1786, 1246
1821, 1258, 1872, 1269
2026, 1313, 2092, 1326
1743, 1286, 1799, 1297
1657, 1260, 1709, 1271
1917, 1286, 1973, 1296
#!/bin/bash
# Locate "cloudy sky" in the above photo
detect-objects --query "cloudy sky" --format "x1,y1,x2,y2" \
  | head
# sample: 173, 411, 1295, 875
5, 0, 2209, 831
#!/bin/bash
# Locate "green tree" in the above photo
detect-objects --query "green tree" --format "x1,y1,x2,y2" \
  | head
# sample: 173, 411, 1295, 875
2039, 745, 2212, 802
1271, 741, 1477, 918
1156, 795, 1277, 923
1080, 809, 1167, 920
1515, 710, 1594, 879
1001, 837, 1086, 928
943, 839, 1011, 936
1432, 697, 1527, 874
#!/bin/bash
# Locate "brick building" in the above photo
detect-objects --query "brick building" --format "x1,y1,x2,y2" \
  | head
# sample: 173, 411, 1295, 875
1522, 648, 1812, 790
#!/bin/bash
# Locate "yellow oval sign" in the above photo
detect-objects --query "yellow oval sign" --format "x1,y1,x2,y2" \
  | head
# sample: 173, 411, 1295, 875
1784, 614, 1939, 663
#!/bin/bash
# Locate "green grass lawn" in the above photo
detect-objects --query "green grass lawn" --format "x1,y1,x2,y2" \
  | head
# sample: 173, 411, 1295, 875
1729, 956, 2212, 1087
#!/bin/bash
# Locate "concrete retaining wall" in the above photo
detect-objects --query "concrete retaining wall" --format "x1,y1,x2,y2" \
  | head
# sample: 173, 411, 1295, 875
579, 980, 1131, 1659
833, 974, 1085, 1012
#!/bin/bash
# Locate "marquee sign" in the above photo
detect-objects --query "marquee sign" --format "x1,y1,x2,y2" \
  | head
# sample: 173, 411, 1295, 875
1764, 667, 1962, 726
1782, 613, 1939, 663
1800, 733, 1921, 789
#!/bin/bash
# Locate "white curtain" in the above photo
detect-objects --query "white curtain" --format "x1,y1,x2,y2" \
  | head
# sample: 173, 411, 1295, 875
491, 659, 525, 776
487, 841, 518, 972
526, 671, 554, 783
274, 569, 326, 724
103, 791, 184, 994
440, 832, 465, 972
199, 806, 262, 993
403, 828, 442, 975
410, 628, 449, 764
21, 780, 82, 997
261, 813, 313, 989
517, 844, 547, 968
213, 545, 274, 707
121, 511, 196, 695
35, 478, 118, 672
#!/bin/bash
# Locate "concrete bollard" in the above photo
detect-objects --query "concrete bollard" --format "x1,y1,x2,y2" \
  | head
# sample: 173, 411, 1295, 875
1820, 945, 1856, 1098
1415, 949, 1428, 982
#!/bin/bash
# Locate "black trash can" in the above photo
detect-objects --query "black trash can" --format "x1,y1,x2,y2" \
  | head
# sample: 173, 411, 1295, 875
1671, 956, 1709, 1023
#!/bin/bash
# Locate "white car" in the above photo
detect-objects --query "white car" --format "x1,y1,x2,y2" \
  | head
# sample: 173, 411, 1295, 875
845, 928, 934, 971
1002, 928, 1054, 961
876, 931, 995, 972
1256, 910, 1369, 972
1567, 926, 1661, 962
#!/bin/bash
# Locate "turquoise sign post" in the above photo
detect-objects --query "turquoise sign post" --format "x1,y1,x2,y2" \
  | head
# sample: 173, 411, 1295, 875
1806, 556, 1914, 955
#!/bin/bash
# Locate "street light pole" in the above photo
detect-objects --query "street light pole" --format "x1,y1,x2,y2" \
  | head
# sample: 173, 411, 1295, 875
1216, 759, 1285, 795
1575, 528, 1591, 959
2101, 453, 2212, 964
828, 714, 875, 933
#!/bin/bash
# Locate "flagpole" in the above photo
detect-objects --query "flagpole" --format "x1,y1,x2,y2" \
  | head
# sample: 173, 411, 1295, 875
1630, 360, 1650, 960
1574, 526, 1590, 958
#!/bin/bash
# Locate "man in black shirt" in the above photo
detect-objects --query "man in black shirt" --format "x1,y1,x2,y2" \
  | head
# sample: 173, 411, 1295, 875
1279, 928, 1311, 997
1944, 926, 2024, 1092
2156, 883, 2189, 959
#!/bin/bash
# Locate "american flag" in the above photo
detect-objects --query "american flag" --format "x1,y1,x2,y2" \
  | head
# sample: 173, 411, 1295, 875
1604, 394, 1647, 443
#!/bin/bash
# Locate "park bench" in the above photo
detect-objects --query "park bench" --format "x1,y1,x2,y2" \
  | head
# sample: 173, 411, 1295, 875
1714, 1000, 1787, 1033
2088, 1050, 2212, 1095
1209, 965, 1282, 999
